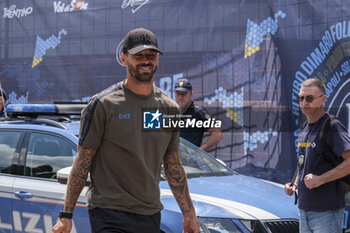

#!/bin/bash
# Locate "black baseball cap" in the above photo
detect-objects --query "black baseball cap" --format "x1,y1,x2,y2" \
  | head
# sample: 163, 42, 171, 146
174, 79, 192, 92
122, 28, 162, 55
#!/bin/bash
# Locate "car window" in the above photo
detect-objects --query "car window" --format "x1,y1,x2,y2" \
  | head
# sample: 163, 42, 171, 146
0, 131, 22, 174
161, 139, 234, 180
179, 140, 234, 178
25, 132, 76, 179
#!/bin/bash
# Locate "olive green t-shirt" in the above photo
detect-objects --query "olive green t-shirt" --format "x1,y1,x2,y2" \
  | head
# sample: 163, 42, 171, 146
79, 81, 180, 215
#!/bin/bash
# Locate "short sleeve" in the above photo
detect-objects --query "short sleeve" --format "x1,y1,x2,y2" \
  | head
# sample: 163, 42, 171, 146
165, 128, 180, 155
165, 106, 180, 155
79, 97, 106, 150
197, 107, 211, 132
328, 120, 350, 157
198, 107, 210, 121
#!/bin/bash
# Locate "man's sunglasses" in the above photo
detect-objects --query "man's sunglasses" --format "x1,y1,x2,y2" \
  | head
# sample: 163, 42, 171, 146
298, 95, 323, 103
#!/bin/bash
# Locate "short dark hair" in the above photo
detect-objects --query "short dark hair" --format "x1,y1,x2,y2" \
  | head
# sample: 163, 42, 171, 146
301, 78, 326, 95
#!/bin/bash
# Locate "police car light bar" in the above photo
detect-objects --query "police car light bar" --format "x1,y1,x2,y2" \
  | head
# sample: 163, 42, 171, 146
5, 104, 86, 117
6, 104, 56, 115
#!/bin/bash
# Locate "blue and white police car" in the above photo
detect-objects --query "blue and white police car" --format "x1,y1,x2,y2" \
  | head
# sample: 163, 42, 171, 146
0, 104, 300, 233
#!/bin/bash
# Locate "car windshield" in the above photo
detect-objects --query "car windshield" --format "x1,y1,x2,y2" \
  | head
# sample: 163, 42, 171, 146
161, 139, 235, 179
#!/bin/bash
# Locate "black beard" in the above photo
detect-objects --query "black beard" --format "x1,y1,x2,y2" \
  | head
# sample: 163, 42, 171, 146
128, 63, 157, 83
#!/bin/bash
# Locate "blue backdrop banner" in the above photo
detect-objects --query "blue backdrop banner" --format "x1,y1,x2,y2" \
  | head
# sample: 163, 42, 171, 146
1, 0, 350, 185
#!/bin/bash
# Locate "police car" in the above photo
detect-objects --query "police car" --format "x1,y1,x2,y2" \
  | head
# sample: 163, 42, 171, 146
0, 104, 300, 233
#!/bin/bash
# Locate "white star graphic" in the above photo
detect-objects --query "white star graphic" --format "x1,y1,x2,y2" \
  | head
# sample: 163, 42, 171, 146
151, 109, 162, 122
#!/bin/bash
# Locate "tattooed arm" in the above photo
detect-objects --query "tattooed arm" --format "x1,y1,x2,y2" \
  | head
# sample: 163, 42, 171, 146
52, 146, 96, 233
163, 151, 200, 233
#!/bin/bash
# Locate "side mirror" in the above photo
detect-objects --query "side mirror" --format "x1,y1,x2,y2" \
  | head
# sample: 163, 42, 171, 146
57, 166, 91, 186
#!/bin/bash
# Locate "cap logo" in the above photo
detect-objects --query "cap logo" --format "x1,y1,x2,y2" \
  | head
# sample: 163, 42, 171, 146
179, 81, 184, 86
139, 34, 151, 44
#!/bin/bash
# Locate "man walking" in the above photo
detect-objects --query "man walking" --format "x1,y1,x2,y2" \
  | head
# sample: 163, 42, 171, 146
53, 28, 199, 233
284, 78, 350, 233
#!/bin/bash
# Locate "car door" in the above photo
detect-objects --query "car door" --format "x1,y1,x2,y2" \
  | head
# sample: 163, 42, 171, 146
0, 130, 24, 233
12, 131, 90, 233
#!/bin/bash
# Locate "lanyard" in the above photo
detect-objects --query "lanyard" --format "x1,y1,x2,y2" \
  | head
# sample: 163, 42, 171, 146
298, 123, 315, 169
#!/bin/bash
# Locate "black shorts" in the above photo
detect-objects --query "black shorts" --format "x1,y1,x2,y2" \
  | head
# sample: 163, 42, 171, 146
88, 208, 161, 233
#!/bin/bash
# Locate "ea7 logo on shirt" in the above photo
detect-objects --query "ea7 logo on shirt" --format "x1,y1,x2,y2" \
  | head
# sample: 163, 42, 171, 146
119, 113, 131, 119
143, 110, 162, 129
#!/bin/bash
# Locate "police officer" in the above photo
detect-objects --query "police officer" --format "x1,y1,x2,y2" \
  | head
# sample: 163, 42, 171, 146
174, 78, 223, 151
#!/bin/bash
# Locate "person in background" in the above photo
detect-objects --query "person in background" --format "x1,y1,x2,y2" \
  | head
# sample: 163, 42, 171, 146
53, 28, 199, 233
0, 87, 8, 118
174, 78, 223, 151
284, 78, 350, 233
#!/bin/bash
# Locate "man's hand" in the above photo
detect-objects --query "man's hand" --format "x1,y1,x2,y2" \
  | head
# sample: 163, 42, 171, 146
200, 127, 223, 151
52, 218, 72, 233
163, 150, 199, 233
284, 182, 297, 196
183, 210, 200, 233
52, 146, 95, 233
304, 173, 323, 189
